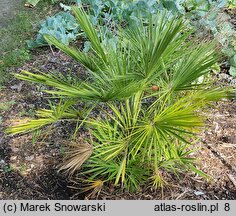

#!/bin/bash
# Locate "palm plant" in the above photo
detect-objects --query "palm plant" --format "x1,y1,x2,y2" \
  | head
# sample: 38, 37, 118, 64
7, 7, 232, 191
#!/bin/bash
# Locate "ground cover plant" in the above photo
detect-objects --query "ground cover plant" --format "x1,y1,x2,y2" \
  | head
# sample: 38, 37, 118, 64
7, 6, 233, 192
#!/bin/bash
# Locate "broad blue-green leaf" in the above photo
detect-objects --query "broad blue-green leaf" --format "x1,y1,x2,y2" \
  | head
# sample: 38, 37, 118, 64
229, 55, 236, 67
229, 66, 236, 76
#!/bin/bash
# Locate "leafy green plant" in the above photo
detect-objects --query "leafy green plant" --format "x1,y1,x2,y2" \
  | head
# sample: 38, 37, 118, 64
83, 92, 210, 190
183, 0, 236, 76
29, 0, 235, 76
71, 0, 236, 75
28, 12, 80, 49
8, 7, 232, 191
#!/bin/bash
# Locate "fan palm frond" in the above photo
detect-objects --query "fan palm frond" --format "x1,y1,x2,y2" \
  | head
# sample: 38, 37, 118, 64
60, 141, 93, 174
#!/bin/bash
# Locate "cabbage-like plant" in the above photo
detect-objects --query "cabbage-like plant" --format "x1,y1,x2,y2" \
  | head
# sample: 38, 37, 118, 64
7, 7, 232, 191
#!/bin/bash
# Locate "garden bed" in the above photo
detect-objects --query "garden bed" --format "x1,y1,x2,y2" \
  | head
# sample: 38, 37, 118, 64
0, 49, 236, 200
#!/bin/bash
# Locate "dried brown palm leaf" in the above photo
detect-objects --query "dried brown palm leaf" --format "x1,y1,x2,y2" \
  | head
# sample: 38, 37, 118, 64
82, 180, 104, 199
59, 141, 93, 174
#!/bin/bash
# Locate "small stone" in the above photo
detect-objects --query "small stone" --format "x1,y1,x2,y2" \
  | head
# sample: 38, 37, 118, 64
0, 160, 5, 165
231, 79, 236, 86
10, 156, 17, 161
194, 191, 205, 196
219, 73, 229, 80
25, 155, 34, 161
10, 82, 23, 92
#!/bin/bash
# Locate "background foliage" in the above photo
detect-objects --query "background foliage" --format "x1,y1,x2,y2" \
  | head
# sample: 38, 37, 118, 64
28, 0, 236, 76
